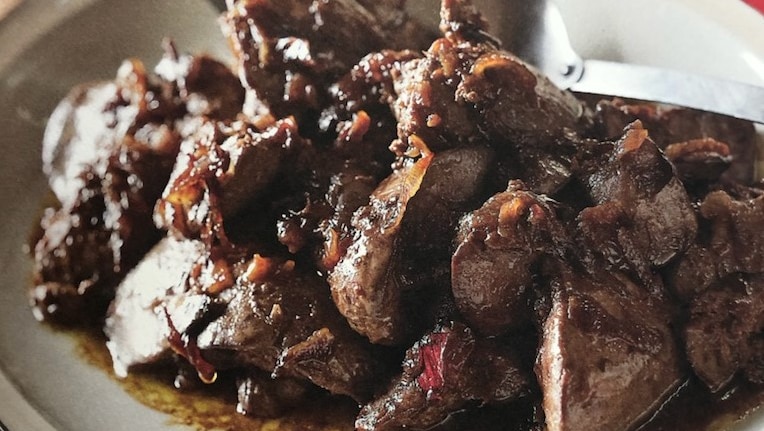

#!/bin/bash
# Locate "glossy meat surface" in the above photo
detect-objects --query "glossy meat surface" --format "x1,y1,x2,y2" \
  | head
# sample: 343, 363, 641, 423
684, 274, 764, 392
576, 121, 697, 290
105, 237, 206, 377
154, 117, 311, 245
667, 188, 764, 301
221, 0, 433, 119
28, 0, 764, 429
392, 25, 585, 156
32, 52, 243, 323
193, 253, 387, 401
356, 322, 530, 431
536, 263, 683, 431
452, 181, 567, 335
329, 146, 494, 344
594, 98, 757, 184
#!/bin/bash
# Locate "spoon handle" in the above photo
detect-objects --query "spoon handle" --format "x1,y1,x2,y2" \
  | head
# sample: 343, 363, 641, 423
572, 60, 764, 124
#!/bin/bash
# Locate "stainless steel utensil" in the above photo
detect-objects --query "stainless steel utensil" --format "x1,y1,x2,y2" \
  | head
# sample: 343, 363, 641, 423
499, 0, 764, 123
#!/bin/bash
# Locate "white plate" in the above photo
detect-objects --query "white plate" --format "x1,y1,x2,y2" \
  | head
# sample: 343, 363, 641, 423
0, 1, 762, 430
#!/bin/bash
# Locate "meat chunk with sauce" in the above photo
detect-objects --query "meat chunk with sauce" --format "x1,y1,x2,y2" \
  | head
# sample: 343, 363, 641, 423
321, 50, 422, 170
328, 50, 421, 120
665, 185, 764, 392
666, 187, 764, 301
235, 369, 312, 417
356, 322, 530, 431
451, 180, 568, 335
104, 236, 206, 377
221, 0, 433, 119
192, 254, 388, 402
31, 170, 163, 324
575, 121, 697, 290
329, 146, 494, 344
391, 0, 585, 195
593, 98, 757, 184
154, 117, 312, 246
104, 237, 347, 414
396, 1, 584, 152
663, 138, 732, 187
684, 273, 764, 392
392, 27, 585, 156
32, 51, 243, 324
41, 50, 244, 208
107, 234, 388, 402
536, 262, 684, 431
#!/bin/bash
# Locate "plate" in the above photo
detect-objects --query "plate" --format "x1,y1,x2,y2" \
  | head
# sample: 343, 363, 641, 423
0, 1, 762, 430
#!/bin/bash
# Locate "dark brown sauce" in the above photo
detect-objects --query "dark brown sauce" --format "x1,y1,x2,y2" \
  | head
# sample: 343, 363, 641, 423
638, 378, 764, 431
63, 326, 763, 431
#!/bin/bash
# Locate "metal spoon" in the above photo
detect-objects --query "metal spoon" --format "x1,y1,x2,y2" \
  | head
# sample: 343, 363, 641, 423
497, 0, 764, 123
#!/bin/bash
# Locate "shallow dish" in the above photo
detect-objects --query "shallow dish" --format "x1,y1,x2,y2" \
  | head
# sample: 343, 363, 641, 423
0, 0, 762, 430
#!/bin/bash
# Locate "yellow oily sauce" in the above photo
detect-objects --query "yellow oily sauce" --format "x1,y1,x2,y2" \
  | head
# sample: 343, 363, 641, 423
70, 327, 357, 431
